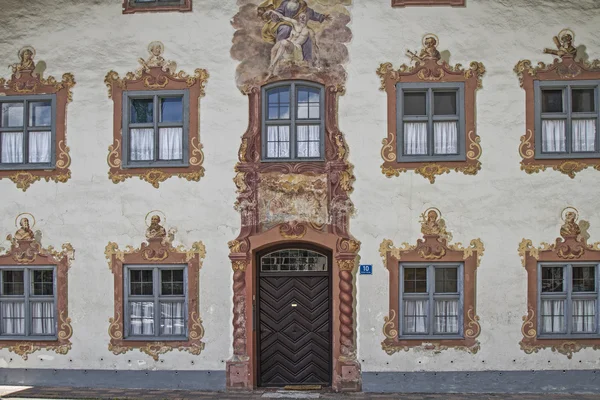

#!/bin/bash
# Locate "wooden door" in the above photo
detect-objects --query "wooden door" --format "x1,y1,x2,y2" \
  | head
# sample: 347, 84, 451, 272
257, 248, 331, 387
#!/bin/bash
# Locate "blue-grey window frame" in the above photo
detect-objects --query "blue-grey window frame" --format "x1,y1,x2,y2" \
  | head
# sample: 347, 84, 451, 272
398, 262, 464, 339
261, 81, 325, 162
396, 82, 465, 162
0, 265, 58, 340
130, 0, 185, 7
0, 94, 56, 171
534, 80, 600, 159
537, 262, 600, 339
121, 90, 190, 169
123, 264, 188, 341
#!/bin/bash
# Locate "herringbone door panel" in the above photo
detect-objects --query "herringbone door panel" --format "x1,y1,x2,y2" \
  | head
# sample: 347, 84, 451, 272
258, 275, 331, 386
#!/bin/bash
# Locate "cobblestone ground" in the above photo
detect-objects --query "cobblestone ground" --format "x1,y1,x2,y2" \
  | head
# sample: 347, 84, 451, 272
2, 387, 600, 400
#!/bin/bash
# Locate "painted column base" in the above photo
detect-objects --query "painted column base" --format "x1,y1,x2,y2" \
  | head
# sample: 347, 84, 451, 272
226, 360, 251, 390
334, 360, 362, 392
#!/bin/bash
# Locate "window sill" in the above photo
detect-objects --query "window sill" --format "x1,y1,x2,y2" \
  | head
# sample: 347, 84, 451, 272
537, 335, 600, 340
0, 336, 58, 341
0, 164, 55, 171
398, 335, 465, 340
122, 162, 190, 170
260, 158, 325, 163
122, 0, 192, 14
124, 336, 188, 342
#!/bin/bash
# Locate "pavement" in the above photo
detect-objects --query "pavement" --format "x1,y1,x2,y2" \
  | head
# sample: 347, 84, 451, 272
1, 387, 600, 400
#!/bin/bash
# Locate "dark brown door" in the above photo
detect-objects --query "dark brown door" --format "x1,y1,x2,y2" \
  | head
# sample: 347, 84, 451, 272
257, 247, 331, 387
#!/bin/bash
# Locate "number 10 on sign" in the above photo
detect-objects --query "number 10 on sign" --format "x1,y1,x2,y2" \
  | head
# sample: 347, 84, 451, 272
359, 265, 372, 275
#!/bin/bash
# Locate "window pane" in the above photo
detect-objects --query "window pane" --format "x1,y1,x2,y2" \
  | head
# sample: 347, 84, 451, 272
130, 269, 153, 296
541, 299, 565, 333
434, 300, 459, 334
267, 87, 290, 120
129, 301, 154, 335
541, 120, 566, 153
130, 128, 154, 161
403, 268, 427, 293
130, 98, 154, 123
572, 266, 596, 292
31, 302, 55, 335
260, 249, 328, 272
541, 266, 564, 292
404, 92, 426, 116
2, 270, 24, 295
434, 92, 457, 115
1, 103, 24, 127
266, 126, 290, 158
161, 269, 184, 296
28, 131, 51, 163
435, 268, 458, 293
1, 132, 24, 163
160, 301, 185, 336
160, 97, 183, 123
542, 90, 563, 113
297, 87, 320, 120
0, 302, 25, 335
572, 119, 596, 152
572, 89, 595, 113
403, 300, 428, 334
572, 300, 596, 333
158, 127, 183, 160
296, 125, 320, 158
404, 122, 427, 155
31, 270, 54, 296
433, 121, 458, 154
29, 101, 52, 127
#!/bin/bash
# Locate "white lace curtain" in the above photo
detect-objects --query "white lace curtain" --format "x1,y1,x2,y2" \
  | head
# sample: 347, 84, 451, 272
404, 122, 458, 155
404, 300, 427, 334
541, 299, 564, 333
130, 128, 154, 161
434, 300, 459, 333
31, 302, 55, 335
160, 302, 185, 336
129, 301, 155, 335
29, 131, 51, 163
572, 119, 596, 152
542, 120, 566, 152
0, 302, 25, 335
297, 125, 320, 158
267, 126, 290, 158
159, 127, 183, 160
572, 300, 596, 333
1, 132, 23, 163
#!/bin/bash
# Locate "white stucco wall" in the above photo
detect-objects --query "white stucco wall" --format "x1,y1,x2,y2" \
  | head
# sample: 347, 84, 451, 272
0, 0, 599, 375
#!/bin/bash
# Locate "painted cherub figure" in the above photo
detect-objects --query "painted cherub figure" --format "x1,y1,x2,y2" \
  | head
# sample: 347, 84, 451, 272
407, 35, 441, 64
544, 30, 577, 59
420, 209, 452, 241
14, 218, 35, 241
138, 41, 177, 75
10, 46, 36, 74
146, 215, 167, 240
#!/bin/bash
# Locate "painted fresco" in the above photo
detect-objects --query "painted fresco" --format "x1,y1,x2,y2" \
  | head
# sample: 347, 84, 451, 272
231, 0, 351, 88
257, 173, 328, 230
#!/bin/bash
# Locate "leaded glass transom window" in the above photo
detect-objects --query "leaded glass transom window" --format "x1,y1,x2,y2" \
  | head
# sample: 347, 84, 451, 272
260, 249, 328, 272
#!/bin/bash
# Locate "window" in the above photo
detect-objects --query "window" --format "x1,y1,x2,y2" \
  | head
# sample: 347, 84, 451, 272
539, 263, 599, 337
122, 91, 189, 168
397, 83, 465, 162
124, 265, 187, 339
400, 264, 463, 337
123, 0, 192, 13
0, 267, 56, 338
261, 82, 325, 161
535, 81, 599, 158
0, 96, 56, 170
392, 0, 465, 6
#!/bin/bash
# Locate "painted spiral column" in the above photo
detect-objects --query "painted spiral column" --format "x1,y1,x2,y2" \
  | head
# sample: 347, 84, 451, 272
232, 261, 247, 358
338, 259, 356, 359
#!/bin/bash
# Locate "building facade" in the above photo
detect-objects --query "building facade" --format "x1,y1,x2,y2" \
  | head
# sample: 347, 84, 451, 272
0, 0, 599, 393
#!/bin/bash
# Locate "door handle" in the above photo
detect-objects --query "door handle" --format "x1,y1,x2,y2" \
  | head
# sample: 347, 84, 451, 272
291, 303, 298, 307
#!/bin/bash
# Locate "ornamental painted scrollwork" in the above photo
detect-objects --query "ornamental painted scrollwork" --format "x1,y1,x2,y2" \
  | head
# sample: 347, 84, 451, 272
0, 46, 75, 191
379, 208, 484, 355
0, 214, 75, 359
105, 212, 206, 360
519, 207, 600, 358
105, 41, 208, 188
515, 29, 600, 177
377, 34, 484, 183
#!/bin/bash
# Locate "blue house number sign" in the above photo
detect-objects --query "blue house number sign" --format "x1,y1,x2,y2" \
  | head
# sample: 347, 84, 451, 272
359, 264, 373, 275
